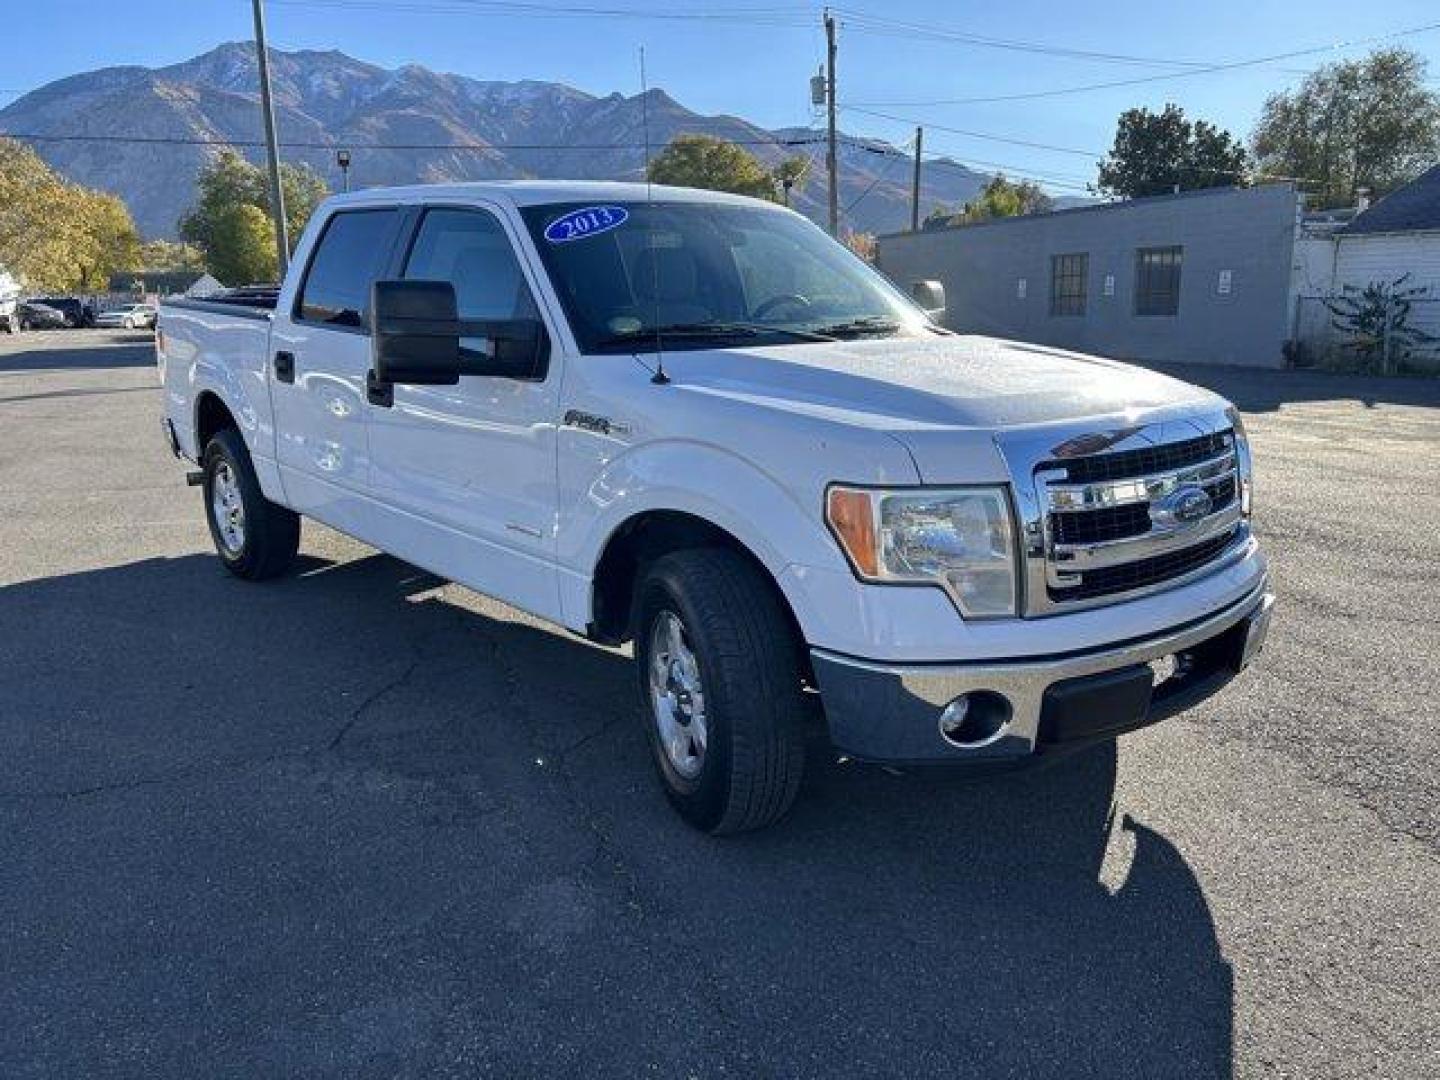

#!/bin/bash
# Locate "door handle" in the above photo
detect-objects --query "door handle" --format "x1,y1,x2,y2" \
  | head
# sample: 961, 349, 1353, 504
274, 351, 295, 383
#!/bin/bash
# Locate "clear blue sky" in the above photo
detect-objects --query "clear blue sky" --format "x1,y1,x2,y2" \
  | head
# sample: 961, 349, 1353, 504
5, 0, 1439, 193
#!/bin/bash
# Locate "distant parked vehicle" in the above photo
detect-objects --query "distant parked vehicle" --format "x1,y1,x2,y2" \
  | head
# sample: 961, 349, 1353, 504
28, 296, 93, 328
0, 270, 19, 334
18, 301, 68, 330
96, 303, 158, 330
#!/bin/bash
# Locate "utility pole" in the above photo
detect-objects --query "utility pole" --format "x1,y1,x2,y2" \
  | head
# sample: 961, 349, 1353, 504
910, 126, 923, 232
251, 0, 289, 277
824, 8, 838, 236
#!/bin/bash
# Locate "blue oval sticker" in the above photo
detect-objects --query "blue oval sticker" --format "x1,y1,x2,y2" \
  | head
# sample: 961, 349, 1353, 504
544, 205, 629, 244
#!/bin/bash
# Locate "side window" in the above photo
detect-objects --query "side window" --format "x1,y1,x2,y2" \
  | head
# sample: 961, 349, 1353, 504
1049, 253, 1088, 317
1135, 245, 1183, 317
402, 208, 539, 321
295, 209, 400, 328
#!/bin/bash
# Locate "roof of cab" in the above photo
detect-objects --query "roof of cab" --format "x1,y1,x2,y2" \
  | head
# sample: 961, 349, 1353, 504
318, 180, 785, 212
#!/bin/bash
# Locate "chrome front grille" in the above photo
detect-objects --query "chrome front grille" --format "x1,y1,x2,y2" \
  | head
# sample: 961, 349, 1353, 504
997, 412, 1252, 616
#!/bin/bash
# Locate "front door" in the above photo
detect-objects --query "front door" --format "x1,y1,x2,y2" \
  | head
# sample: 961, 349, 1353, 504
365, 202, 563, 622
269, 207, 405, 528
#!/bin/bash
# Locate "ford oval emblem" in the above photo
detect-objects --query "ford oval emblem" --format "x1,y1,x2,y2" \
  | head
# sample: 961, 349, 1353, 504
544, 205, 629, 244
1152, 485, 1213, 528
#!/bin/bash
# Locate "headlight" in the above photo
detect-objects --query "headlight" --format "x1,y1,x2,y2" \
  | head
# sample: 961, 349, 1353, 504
1225, 405, 1253, 517
825, 485, 1019, 618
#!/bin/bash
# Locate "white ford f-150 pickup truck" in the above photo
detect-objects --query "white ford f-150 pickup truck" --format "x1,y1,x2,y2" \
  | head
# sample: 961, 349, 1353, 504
158, 181, 1273, 833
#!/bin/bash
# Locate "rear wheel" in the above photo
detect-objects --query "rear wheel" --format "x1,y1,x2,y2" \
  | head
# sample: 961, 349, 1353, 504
634, 549, 807, 834
202, 428, 300, 580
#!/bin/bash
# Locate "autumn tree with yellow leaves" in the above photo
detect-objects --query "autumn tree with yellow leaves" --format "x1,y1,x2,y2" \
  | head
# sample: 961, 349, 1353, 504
0, 138, 141, 291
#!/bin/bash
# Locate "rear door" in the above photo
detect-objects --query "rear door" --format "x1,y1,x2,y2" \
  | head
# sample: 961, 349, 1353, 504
268, 207, 406, 526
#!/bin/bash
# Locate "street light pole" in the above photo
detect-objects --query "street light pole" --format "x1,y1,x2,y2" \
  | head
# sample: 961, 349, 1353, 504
910, 126, 923, 232
250, 0, 289, 277
824, 8, 839, 237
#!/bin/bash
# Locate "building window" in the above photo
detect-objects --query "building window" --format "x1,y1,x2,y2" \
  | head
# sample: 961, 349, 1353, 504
1050, 253, 1087, 316
1135, 246, 1183, 317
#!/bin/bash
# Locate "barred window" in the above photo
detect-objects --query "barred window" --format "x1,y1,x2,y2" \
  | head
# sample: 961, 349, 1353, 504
1049, 253, 1088, 317
1135, 246, 1182, 317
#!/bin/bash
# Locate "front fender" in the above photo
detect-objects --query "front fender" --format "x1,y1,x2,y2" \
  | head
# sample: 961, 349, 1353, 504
555, 437, 873, 640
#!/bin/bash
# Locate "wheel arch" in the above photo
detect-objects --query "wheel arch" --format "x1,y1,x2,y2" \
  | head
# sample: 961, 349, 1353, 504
194, 389, 239, 455
588, 509, 811, 677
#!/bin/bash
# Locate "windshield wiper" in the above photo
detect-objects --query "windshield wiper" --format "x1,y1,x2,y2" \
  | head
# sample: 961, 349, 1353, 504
596, 322, 837, 347
807, 316, 903, 339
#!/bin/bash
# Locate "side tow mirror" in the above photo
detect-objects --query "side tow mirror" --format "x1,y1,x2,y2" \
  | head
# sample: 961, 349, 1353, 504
369, 279, 462, 405
910, 279, 946, 321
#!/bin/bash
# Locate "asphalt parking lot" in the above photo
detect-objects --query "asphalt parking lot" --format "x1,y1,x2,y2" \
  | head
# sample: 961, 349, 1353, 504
2, 329, 1438, 1078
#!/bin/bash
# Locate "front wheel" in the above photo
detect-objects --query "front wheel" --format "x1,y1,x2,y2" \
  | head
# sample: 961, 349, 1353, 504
202, 428, 300, 580
634, 549, 807, 834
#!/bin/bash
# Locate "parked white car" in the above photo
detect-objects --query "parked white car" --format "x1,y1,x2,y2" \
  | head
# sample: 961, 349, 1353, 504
97, 303, 157, 330
157, 182, 1272, 833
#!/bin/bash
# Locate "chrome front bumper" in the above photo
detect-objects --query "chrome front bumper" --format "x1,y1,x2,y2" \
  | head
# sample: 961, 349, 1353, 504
812, 582, 1274, 767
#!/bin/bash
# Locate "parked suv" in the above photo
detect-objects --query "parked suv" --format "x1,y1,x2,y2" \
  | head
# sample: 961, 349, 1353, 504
157, 182, 1273, 833
28, 296, 93, 328
18, 301, 68, 330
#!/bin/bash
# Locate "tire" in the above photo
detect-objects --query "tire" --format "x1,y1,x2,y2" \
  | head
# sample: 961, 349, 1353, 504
634, 548, 807, 834
201, 428, 300, 580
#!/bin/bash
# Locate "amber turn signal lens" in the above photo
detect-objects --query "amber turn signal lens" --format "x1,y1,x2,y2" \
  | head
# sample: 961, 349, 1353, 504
826, 487, 878, 577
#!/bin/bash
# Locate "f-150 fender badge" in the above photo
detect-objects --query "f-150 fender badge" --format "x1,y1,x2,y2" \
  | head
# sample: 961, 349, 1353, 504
544, 206, 629, 243
562, 409, 631, 437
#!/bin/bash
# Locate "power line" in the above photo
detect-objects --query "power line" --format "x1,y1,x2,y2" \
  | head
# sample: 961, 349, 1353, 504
841, 134, 911, 216
842, 137, 1093, 192
0, 130, 826, 150
842, 106, 1095, 157
844, 18, 1440, 107
841, 106, 1323, 185
834, 9, 1212, 70
268, 0, 815, 25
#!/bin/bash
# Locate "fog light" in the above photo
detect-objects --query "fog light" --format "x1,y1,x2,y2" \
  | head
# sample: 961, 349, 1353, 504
938, 690, 1012, 748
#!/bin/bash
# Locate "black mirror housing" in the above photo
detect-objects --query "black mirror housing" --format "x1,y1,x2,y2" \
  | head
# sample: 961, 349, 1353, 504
910, 279, 946, 320
371, 279, 462, 387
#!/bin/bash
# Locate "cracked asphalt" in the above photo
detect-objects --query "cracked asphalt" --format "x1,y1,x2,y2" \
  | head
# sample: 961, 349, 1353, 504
2, 330, 1438, 1078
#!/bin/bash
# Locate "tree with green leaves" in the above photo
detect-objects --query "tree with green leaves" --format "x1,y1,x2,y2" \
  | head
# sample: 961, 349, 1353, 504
647, 134, 779, 200
1252, 48, 1440, 209
178, 149, 328, 284
1096, 104, 1248, 199
138, 239, 207, 273
961, 175, 1054, 221
771, 156, 811, 205
921, 175, 1053, 229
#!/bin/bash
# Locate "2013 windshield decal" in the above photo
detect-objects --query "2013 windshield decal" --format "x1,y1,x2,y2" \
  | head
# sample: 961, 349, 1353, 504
544, 205, 628, 243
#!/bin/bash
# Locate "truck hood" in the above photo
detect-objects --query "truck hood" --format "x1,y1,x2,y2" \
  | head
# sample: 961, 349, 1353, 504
665, 334, 1216, 431
661, 334, 1224, 485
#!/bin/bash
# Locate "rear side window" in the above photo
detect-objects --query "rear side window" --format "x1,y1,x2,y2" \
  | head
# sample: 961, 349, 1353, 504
295, 209, 400, 328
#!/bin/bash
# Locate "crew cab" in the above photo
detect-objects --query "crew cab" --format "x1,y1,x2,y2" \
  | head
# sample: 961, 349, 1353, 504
157, 182, 1273, 833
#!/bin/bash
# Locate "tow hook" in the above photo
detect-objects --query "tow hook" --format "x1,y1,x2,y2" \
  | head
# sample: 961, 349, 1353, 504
185, 471, 205, 487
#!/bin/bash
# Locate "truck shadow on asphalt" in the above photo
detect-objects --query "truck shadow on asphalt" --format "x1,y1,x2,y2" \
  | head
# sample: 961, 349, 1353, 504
0, 335, 155, 371
1147, 360, 1440, 413
0, 551, 1233, 1078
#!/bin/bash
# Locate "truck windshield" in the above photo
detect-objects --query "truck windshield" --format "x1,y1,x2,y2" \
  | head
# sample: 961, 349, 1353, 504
520, 201, 931, 354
